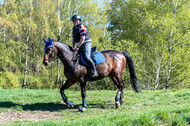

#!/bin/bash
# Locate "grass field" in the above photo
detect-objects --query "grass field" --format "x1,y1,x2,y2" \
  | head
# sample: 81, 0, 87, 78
0, 89, 190, 125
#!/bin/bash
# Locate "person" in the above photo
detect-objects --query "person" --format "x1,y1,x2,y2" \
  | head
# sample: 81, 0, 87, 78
71, 14, 99, 78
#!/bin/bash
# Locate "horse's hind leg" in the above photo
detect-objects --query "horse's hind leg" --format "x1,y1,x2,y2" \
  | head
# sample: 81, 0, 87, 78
109, 74, 124, 108
79, 82, 87, 112
115, 90, 122, 108
120, 89, 124, 105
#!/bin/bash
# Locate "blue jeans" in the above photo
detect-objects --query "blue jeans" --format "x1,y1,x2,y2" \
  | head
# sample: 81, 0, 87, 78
80, 42, 94, 67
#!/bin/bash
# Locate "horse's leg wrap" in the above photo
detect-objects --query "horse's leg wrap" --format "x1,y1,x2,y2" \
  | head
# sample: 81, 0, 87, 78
79, 106, 86, 112
115, 91, 121, 108
115, 91, 121, 102
120, 91, 124, 105
80, 82, 87, 109
82, 98, 87, 108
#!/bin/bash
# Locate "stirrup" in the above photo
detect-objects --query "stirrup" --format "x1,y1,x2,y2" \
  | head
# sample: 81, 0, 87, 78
92, 71, 99, 78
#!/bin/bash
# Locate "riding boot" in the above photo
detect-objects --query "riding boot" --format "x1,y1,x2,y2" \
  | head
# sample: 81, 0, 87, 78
91, 63, 99, 78
88, 58, 99, 78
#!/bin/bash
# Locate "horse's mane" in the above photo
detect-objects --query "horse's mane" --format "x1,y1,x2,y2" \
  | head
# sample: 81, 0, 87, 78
54, 41, 75, 52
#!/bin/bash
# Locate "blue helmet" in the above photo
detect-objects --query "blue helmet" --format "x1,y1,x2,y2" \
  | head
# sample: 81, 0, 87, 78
71, 15, 81, 21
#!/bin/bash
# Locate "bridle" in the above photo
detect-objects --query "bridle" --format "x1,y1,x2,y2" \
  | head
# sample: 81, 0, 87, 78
43, 43, 80, 76
44, 45, 78, 68
43, 47, 57, 62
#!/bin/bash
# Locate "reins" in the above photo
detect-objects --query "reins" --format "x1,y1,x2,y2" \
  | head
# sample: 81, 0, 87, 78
44, 42, 80, 76
59, 50, 79, 76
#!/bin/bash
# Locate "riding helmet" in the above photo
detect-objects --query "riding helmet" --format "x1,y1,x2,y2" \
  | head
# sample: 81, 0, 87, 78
71, 14, 81, 21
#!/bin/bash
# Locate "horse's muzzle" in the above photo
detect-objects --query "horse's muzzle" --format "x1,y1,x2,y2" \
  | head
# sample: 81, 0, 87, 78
43, 60, 50, 66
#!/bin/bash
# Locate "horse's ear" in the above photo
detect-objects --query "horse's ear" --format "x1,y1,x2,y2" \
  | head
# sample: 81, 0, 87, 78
49, 37, 53, 44
43, 38, 49, 43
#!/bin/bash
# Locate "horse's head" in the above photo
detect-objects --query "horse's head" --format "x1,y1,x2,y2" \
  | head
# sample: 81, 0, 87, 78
43, 37, 57, 66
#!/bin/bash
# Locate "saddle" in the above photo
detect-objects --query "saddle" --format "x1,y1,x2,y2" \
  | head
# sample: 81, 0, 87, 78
79, 47, 105, 66
77, 47, 105, 80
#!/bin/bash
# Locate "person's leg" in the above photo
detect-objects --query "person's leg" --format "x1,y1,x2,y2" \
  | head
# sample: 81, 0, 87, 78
82, 42, 98, 78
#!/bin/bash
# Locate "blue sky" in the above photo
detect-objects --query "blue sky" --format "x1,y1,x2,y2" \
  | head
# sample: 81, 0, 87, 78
0, 0, 4, 5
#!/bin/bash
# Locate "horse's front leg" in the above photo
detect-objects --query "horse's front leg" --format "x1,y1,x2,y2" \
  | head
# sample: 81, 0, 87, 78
79, 82, 87, 112
60, 79, 76, 108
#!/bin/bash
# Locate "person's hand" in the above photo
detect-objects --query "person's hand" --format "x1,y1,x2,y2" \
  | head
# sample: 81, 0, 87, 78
75, 47, 79, 51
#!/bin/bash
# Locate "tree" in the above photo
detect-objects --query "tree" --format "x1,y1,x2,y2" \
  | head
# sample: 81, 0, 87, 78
0, 0, 109, 89
108, 0, 190, 89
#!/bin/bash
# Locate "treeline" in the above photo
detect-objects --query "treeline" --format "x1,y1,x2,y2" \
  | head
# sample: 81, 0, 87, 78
0, 0, 190, 90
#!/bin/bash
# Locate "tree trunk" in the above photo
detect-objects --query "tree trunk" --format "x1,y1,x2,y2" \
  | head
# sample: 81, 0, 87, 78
23, 0, 32, 88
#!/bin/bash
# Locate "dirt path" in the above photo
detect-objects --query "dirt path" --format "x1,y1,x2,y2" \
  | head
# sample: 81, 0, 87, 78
0, 109, 62, 125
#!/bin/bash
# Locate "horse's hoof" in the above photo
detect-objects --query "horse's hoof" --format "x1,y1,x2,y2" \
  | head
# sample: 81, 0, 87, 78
115, 102, 120, 108
79, 107, 86, 112
68, 101, 74, 108
120, 100, 124, 105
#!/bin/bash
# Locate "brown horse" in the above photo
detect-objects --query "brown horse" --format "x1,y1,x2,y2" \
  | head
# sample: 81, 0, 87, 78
43, 38, 140, 112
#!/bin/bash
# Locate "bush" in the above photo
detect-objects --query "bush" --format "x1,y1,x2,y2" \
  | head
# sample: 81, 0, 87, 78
0, 71, 21, 89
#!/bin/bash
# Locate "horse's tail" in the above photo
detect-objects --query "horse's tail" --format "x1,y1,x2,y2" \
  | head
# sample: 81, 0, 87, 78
122, 52, 140, 93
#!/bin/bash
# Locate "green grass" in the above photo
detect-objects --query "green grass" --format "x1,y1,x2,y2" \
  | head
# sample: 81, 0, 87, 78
0, 89, 190, 125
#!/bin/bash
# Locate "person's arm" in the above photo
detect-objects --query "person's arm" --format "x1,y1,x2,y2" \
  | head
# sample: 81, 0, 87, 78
72, 37, 75, 48
77, 35, 85, 48
76, 24, 87, 49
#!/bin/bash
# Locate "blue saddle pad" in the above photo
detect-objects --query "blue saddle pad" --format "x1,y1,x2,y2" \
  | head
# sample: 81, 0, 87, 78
80, 52, 105, 66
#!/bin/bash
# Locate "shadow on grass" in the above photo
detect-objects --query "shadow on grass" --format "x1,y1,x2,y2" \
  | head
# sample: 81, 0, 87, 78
0, 102, 80, 112
88, 103, 115, 109
0, 102, 114, 111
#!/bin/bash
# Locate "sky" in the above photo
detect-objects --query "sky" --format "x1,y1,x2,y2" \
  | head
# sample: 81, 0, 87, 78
0, 0, 4, 5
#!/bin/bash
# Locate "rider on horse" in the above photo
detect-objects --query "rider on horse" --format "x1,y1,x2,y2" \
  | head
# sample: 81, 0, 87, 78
71, 14, 99, 78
